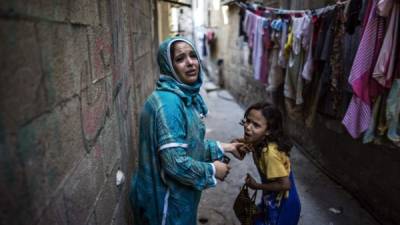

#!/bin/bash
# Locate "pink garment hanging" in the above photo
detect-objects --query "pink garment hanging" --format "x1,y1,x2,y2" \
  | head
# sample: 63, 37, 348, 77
244, 11, 257, 48
377, 0, 394, 17
372, 2, 399, 88
342, 0, 385, 138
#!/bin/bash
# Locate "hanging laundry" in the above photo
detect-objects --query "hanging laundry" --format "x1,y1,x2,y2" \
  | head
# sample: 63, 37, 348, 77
319, 6, 348, 119
301, 14, 314, 81
342, 0, 386, 138
345, 0, 363, 34
304, 9, 337, 126
372, 2, 400, 88
284, 15, 307, 105
362, 88, 390, 144
386, 57, 400, 143
234, 0, 400, 144
259, 19, 272, 84
278, 19, 289, 68
252, 16, 268, 81
243, 10, 257, 48
386, 79, 400, 143
377, 0, 394, 17
266, 29, 284, 91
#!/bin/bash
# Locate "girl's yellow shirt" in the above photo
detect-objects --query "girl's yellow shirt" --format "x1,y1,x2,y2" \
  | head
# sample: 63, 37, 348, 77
258, 143, 290, 180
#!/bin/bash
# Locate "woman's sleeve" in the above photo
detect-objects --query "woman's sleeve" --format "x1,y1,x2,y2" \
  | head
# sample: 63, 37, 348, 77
160, 147, 217, 190
156, 100, 217, 190
203, 140, 224, 162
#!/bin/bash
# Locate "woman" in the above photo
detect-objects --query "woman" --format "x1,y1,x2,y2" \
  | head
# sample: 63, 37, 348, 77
130, 37, 243, 225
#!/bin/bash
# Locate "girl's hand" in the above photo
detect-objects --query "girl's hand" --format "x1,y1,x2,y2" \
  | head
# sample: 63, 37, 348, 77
245, 174, 259, 189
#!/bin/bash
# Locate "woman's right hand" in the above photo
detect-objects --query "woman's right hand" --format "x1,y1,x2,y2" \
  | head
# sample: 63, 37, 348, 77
221, 142, 248, 160
213, 160, 230, 181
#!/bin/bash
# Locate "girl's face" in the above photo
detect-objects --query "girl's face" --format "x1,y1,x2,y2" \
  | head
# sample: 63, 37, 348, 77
172, 42, 199, 84
242, 109, 268, 144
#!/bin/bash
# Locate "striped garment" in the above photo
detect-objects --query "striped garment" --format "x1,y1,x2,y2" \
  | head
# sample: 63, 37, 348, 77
342, 0, 385, 138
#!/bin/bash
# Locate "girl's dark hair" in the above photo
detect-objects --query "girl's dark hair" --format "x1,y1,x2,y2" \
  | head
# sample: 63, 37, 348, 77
244, 102, 292, 154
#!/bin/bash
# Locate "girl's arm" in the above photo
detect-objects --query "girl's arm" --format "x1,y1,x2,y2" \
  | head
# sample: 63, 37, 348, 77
245, 174, 291, 192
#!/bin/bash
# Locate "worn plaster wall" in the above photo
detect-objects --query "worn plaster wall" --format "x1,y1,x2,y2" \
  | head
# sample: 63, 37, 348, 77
0, 0, 158, 225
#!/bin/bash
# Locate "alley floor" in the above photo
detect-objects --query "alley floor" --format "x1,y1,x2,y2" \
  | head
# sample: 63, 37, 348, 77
197, 80, 381, 225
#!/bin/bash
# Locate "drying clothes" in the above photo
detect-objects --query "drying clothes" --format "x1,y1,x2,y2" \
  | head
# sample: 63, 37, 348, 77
304, 9, 337, 126
386, 59, 400, 143
283, 36, 305, 105
386, 79, 400, 142
259, 19, 272, 84
345, 0, 363, 34
363, 93, 388, 144
278, 20, 289, 68
377, 0, 394, 17
342, 0, 386, 138
318, 6, 348, 119
372, 2, 400, 88
266, 30, 284, 92
271, 18, 284, 31
252, 16, 269, 81
284, 15, 309, 105
343, 28, 362, 84
301, 15, 314, 81
244, 10, 257, 48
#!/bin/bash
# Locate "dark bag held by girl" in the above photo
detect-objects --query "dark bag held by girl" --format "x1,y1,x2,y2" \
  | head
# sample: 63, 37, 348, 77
233, 183, 258, 225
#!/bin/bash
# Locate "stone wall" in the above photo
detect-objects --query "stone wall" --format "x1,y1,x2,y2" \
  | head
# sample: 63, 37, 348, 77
0, 0, 158, 225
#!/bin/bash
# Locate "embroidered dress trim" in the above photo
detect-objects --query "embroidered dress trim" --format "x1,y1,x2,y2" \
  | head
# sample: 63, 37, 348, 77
161, 189, 170, 225
216, 141, 224, 153
210, 163, 217, 185
159, 143, 188, 151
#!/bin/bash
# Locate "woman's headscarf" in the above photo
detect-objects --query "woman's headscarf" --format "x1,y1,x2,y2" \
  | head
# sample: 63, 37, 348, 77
156, 37, 208, 116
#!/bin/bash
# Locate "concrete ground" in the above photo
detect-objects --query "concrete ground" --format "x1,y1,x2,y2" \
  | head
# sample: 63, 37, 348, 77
197, 80, 381, 225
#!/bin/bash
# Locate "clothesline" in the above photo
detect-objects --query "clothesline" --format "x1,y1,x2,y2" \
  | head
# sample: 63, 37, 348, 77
234, 0, 349, 15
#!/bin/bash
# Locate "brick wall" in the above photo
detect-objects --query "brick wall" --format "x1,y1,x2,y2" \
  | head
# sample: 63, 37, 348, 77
0, 0, 158, 225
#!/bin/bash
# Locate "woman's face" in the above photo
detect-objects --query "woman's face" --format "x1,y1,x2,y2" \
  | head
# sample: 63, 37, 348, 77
171, 42, 199, 84
242, 109, 268, 144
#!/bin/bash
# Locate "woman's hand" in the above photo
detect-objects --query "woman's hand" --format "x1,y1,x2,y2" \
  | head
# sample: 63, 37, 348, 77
213, 160, 230, 181
220, 142, 250, 160
245, 173, 259, 190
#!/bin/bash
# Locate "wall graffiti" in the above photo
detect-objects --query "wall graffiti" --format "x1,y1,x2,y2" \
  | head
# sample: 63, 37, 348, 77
79, 31, 112, 153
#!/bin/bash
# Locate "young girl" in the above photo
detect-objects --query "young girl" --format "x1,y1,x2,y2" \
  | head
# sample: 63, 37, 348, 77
239, 102, 301, 225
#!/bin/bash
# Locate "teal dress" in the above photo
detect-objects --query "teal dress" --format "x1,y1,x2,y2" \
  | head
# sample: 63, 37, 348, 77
130, 37, 224, 225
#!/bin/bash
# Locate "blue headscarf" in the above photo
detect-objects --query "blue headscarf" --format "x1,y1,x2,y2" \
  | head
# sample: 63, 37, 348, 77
156, 37, 208, 116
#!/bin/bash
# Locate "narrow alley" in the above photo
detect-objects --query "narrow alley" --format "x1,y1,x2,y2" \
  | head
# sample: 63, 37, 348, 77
1, 0, 400, 225
197, 80, 380, 225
